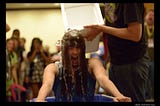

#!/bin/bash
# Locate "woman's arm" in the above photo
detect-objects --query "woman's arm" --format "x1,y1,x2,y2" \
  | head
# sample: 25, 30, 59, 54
88, 58, 122, 97
88, 58, 131, 102
36, 63, 58, 102
12, 63, 18, 84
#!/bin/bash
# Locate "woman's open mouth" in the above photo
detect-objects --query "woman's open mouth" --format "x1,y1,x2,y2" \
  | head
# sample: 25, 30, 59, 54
71, 56, 79, 67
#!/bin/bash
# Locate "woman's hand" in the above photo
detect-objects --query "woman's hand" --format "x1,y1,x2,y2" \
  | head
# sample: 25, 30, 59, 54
39, 45, 44, 53
113, 96, 132, 102
35, 99, 47, 102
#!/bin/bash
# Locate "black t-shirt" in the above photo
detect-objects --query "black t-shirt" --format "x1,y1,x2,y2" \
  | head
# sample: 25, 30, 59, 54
105, 3, 147, 65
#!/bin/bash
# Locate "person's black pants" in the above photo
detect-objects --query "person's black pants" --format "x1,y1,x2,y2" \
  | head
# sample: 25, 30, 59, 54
109, 55, 149, 102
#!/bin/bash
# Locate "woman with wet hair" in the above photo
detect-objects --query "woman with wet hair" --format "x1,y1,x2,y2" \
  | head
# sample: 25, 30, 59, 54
36, 29, 131, 102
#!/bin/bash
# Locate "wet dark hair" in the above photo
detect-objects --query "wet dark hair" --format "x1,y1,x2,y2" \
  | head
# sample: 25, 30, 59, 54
61, 29, 86, 69
61, 29, 87, 100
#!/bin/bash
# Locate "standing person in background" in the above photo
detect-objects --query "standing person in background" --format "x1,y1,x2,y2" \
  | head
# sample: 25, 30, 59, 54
11, 29, 29, 101
84, 3, 149, 102
11, 37, 22, 101
27, 37, 49, 98
12, 29, 20, 39
11, 29, 23, 85
19, 37, 29, 86
144, 9, 154, 100
11, 30, 28, 85
6, 38, 26, 102
6, 38, 19, 102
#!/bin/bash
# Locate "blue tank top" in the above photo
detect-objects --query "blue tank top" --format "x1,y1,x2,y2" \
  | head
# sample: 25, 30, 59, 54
53, 63, 96, 102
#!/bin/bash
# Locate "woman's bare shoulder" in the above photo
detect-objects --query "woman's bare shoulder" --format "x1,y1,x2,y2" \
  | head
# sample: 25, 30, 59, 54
44, 63, 59, 74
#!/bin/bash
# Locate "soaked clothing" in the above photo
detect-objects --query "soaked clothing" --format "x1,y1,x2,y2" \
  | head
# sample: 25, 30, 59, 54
53, 63, 96, 102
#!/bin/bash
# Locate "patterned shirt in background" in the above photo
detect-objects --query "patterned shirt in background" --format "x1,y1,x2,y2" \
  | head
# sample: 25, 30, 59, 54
30, 54, 45, 83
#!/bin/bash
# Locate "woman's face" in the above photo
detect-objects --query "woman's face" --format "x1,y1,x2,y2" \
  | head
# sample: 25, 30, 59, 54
68, 47, 81, 67
7, 39, 14, 52
33, 39, 41, 49
13, 31, 20, 39
145, 11, 154, 25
